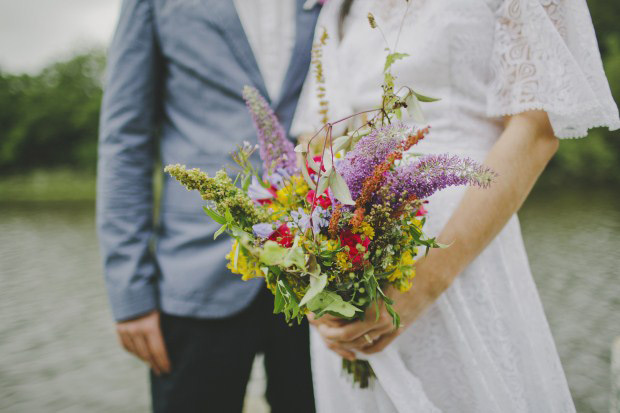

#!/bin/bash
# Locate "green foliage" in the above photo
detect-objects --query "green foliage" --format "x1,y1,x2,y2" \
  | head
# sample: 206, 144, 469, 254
0, 49, 105, 173
1, 0, 619, 187
384, 52, 409, 72
543, 30, 620, 186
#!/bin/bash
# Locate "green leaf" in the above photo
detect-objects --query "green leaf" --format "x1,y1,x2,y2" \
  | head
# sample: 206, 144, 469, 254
283, 246, 306, 270
242, 174, 252, 192
413, 91, 440, 102
259, 241, 306, 270
384, 52, 409, 72
224, 208, 234, 224
331, 135, 352, 153
259, 241, 289, 266
321, 151, 334, 172
214, 224, 227, 240
275, 279, 301, 321
395, 107, 403, 120
300, 159, 315, 187
233, 242, 241, 269
306, 291, 362, 318
274, 283, 285, 313
307, 155, 320, 173
203, 207, 227, 225
385, 300, 401, 328
299, 273, 327, 306
316, 174, 330, 197
329, 170, 355, 205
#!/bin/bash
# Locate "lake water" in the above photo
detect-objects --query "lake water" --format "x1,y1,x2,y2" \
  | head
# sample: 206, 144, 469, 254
0, 187, 618, 412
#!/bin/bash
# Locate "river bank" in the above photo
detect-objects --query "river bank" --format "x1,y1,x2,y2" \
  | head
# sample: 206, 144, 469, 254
0, 176, 618, 412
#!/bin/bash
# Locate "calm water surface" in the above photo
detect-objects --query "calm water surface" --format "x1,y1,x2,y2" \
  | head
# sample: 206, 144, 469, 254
0, 188, 618, 412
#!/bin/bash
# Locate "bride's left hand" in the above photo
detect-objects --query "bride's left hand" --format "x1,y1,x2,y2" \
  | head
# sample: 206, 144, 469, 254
309, 262, 446, 356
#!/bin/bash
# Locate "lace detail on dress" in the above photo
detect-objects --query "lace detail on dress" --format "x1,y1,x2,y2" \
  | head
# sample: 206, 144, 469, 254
487, 0, 620, 138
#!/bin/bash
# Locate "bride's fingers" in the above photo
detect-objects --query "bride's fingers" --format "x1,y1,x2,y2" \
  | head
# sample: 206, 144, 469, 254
307, 312, 347, 327
344, 323, 395, 350
316, 321, 372, 344
327, 343, 355, 361
358, 329, 401, 355
316, 313, 392, 344
325, 339, 356, 361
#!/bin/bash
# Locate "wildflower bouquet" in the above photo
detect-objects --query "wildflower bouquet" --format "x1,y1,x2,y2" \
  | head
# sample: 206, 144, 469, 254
165, 13, 494, 388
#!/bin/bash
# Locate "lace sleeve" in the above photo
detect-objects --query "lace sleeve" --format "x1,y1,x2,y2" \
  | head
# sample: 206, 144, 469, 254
486, 0, 620, 138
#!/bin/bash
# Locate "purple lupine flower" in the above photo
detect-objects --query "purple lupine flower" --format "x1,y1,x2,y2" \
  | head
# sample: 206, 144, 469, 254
252, 222, 277, 239
243, 86, 297, 175
387, 154, 495, 206
337, 123, 411, 200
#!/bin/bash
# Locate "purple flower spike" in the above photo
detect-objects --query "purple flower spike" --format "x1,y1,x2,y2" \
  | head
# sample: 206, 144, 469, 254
387, 154, 495, 205
243, 86, 297, 175
337, 123, 411, 200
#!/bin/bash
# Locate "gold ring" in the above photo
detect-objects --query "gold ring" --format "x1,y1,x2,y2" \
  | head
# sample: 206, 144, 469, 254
363, 333, 373, 344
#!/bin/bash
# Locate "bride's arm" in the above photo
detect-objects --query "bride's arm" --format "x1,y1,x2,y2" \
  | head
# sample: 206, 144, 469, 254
311, 110, 560, 355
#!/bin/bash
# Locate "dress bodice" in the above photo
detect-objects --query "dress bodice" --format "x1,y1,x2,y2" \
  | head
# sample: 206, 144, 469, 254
292, 0, 619, 150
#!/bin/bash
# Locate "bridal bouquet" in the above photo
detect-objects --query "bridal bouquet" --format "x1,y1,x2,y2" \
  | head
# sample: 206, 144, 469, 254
166, 15, 494, 388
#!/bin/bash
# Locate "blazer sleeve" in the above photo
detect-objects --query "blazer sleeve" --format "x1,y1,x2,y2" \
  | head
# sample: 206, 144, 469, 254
97, 0, 162, 321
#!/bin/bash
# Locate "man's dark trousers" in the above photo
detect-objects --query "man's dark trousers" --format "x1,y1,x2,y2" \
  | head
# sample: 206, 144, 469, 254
151, 287, 315, 413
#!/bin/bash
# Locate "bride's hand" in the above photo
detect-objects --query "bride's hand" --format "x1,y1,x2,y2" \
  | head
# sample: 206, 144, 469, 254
311, 261, 447, 356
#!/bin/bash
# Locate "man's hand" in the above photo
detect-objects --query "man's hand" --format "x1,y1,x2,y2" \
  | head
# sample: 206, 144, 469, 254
116, 311, 171, 375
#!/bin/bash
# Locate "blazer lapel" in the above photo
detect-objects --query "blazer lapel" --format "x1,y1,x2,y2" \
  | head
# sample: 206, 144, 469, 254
203, 0, 270, 101
276, 0, 321, 110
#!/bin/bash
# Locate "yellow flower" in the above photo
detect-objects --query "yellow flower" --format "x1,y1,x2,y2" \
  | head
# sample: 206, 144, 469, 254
226, 240, 264, 281
336, 251, 352, 271
326, 239, 340, 251
274, 175, 308, 207
267, 203, 286, 220
291, 175, 309, 196
276, 186, 291, 205
387, 250, 416, 284
352, 221, 375, 239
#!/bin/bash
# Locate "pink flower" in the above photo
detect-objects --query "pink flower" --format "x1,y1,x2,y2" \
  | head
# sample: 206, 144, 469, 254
416, 203, 428, 217
306, 189, 332, 209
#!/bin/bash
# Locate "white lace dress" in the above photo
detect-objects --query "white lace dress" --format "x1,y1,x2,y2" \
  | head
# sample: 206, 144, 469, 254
291, 0, 620, 412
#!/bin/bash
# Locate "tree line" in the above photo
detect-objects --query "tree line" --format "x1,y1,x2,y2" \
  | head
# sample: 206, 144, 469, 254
0, 1, 619, 185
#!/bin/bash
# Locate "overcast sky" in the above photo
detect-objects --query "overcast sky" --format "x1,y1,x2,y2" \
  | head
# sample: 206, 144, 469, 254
0, 0, 122, 73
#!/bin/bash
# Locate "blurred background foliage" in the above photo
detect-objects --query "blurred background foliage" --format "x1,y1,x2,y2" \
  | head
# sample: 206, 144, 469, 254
0, 1, 618, 200
0, 50, 105, 173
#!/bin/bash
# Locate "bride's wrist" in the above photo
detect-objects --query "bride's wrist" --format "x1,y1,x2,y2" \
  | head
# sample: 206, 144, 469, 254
409, 253, 455, 304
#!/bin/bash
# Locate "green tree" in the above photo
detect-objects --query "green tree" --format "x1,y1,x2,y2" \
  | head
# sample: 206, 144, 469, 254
0, 49, 105, 173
